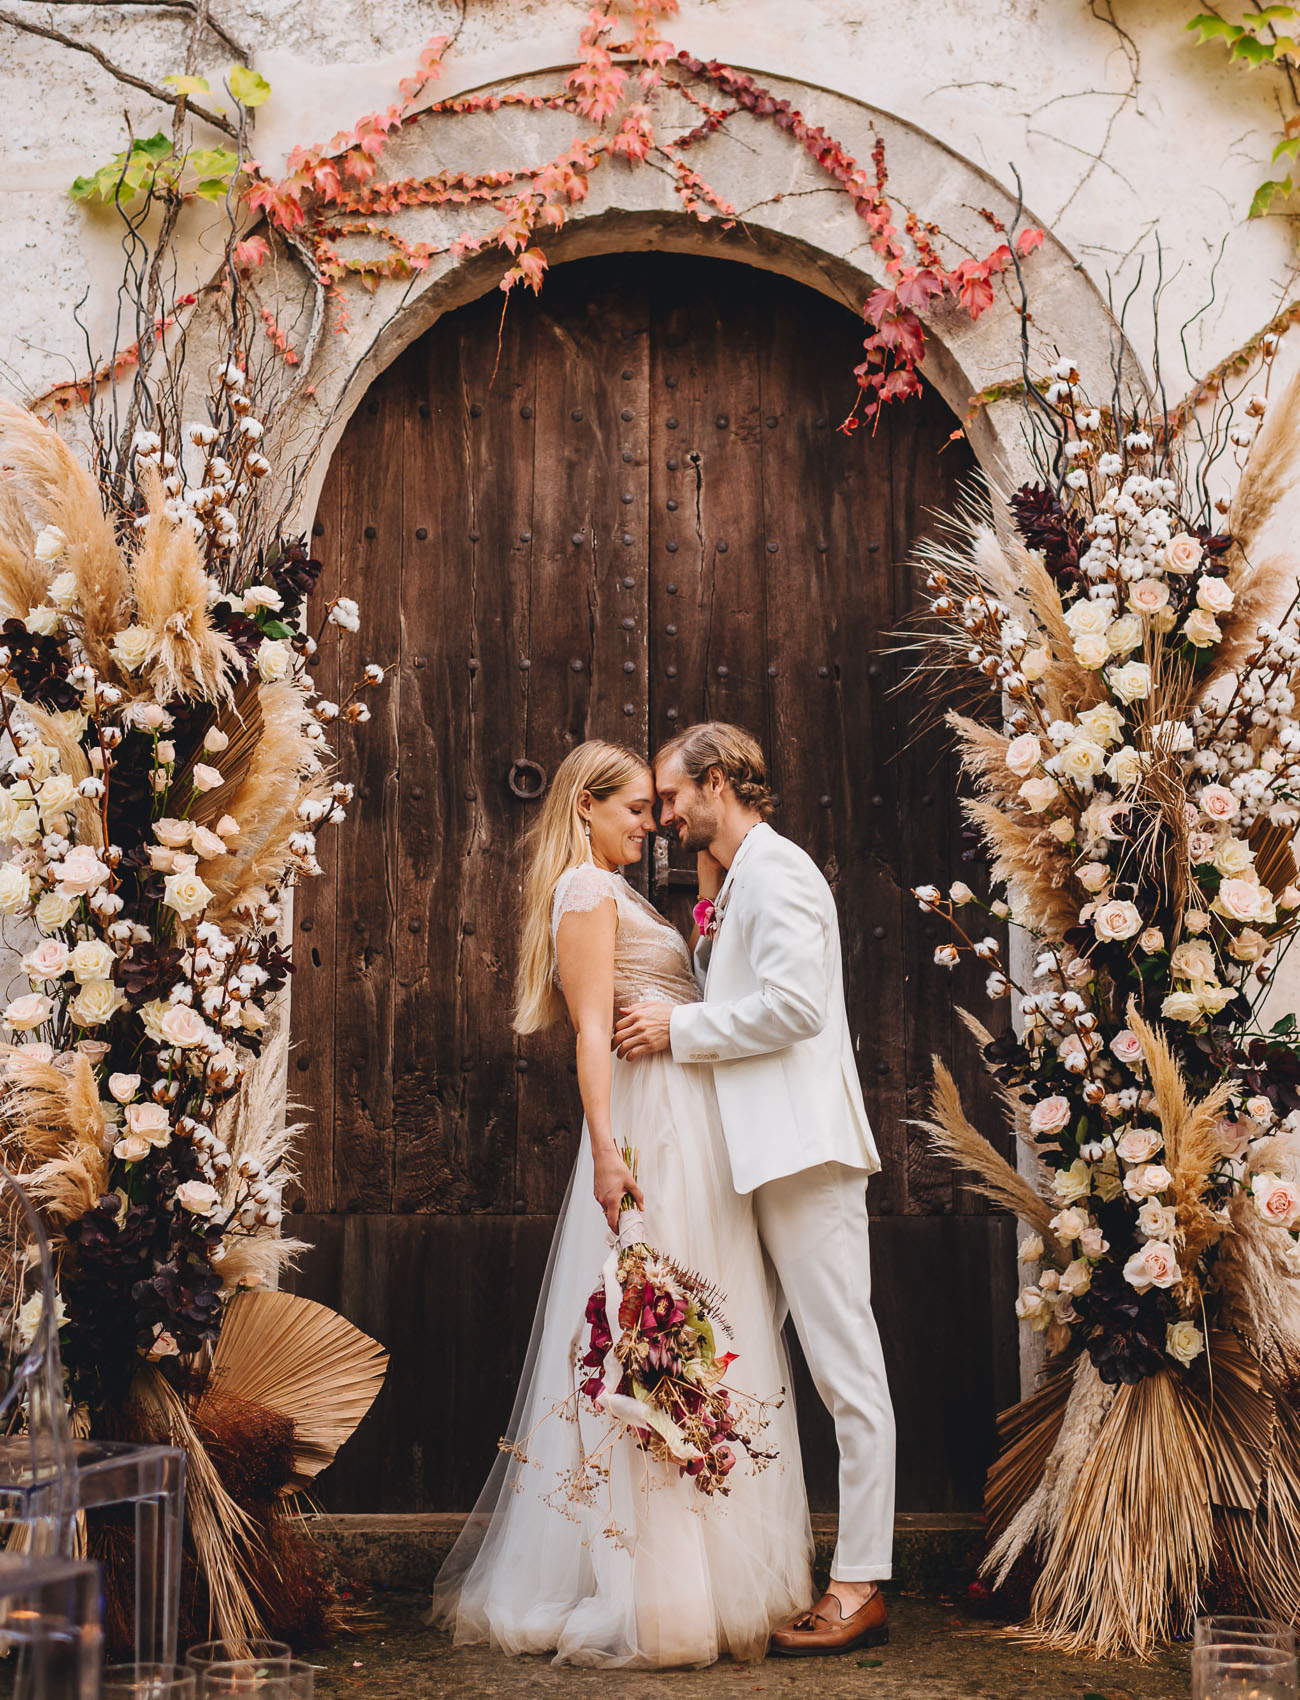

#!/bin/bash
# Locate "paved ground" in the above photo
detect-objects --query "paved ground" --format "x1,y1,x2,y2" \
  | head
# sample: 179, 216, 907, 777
310, 1588, 1191, 1700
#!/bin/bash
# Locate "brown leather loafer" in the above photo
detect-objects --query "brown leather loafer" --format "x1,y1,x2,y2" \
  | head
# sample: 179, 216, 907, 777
769, 1587, 889, 1657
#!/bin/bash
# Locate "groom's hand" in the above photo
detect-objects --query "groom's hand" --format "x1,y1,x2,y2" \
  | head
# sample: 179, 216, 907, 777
613, 1002, 673, 1060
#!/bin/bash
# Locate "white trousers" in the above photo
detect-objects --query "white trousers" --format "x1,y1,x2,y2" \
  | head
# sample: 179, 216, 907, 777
753, 1162, 895, 1581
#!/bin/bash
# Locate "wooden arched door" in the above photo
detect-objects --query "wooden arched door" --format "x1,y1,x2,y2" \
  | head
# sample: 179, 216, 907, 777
288, 254, 1017, 1515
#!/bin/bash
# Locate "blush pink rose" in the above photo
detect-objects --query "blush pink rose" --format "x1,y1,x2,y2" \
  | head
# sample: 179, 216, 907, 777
1165, 534, 1204, 575
1199, 784, 1238, 822
1029, 1096, 1072, 1137
1252, 1172, 1300, 1229
1123, 1240, 1182, 1291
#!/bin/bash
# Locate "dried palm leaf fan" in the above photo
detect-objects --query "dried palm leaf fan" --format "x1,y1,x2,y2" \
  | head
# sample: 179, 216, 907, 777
1247, 818, 1300, 900
198, 1290, 388, 1491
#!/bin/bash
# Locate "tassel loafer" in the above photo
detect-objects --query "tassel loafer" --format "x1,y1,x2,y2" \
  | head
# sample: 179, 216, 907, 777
769, 1587, 889, 1657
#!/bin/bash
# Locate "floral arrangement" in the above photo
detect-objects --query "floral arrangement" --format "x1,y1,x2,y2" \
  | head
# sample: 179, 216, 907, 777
904, 342, 1300, 1655
575, 1154, 774, 1498
0, 372, 387, 1647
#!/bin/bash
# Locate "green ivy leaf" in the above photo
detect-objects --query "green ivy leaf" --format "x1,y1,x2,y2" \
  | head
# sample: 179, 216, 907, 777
194, 179, 230, 201
1255, 5, 1299, 21
1272, 135, 1300, 161
163, 73, 211, 95
229, 65, 271, 107
1250, 176, 1293, 216
134, 132, 175, 164
1232, 34, 1277, 64
1271, 1012, 1298, 1036
1186, 15, 1244, 40
188, 147, 240, 179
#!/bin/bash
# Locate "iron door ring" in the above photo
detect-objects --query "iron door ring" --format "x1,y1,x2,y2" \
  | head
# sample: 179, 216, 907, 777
508, 758, 547, 800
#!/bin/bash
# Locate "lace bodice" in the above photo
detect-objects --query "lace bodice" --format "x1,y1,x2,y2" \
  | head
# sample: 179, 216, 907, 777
551, 863, 701, 1009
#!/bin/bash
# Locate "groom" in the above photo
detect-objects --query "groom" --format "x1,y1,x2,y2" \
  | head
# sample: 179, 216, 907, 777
613, 721, 896, 1657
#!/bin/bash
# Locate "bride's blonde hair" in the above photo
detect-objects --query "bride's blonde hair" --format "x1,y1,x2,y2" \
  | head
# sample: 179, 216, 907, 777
514, 740, 651, 1034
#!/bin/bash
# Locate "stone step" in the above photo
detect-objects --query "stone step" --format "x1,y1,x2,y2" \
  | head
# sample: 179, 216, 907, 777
304, 1511, 986, 1592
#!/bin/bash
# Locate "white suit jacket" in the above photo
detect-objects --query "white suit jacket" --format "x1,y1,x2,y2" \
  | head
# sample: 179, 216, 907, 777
668, 823, 881, 1195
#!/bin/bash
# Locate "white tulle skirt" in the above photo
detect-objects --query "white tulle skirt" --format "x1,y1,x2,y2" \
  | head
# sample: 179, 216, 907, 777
429, 1049, 813, 1667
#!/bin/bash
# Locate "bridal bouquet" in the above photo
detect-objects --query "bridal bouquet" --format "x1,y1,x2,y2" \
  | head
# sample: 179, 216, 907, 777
578, 1150, 775, 1495
904, 346, 1300, 1655
0, 373, 387, 1645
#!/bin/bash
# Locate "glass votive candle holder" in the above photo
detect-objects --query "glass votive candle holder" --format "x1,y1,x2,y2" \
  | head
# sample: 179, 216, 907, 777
196, 1659, 315, 1698
185, 1641, 292, 1676
1196, 1617, 1298, 1651
101, 1663, 198, 1699
1192, 1641, 1299, 1700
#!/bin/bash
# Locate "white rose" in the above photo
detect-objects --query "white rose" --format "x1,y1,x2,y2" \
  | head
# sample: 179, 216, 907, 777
1109, 661, 1152, 703
70, 980, 124, 1027
1123, 1240, 1182, 1291
1185, 908, 1211, 934
47, 570, 78, 611
1030, 1096, 1073, 1137
1167, 1320, 1205, 1366
1018, 1233, 1045, 1263
162, 870, 213, 922
1051, 1206, 1089, 1243
1077, 861, 1109, 893
1052, 1159, 1094, 1204
1059, 739, 1107, 785
1106, 613, 1144, 655
190, 826, 228, 859
1065, 598, 1110, 636
108, 1072, 140, 1104
1005, 734, 1042, 777
1074, 633, 1110, 670
37, 775, 77, 822
110, 625, 153, 672
1214, 837, 1254, 878
33, 524, 67, 563
1165, 534, 1203, 574
138, 999, 170, 1043
10, 806, 39, 844
1129, 579, 1170, 615
0, 863, 31, 915
68, 939, 116, 984
1171, 940, 1216, 982
1015, 1285, 1050, 1330
158, 1005, 207, 1049
242, 586, 283, 614
154, 819, 191, 848
1105, 745, 1142, 789
1077, 703, 1124, 746
20, 939, 68, 982
1214, 879, 1263, 924
25, 606, 60, 637
1094, 899, 1143, 942
1196, 575, 1234, 614
1183, 608, 1222, 648
1162, 990, 1205, 1022
255, 639, 292, 683
35, 891, 77, 933
126, 1101, 172, 1146
1139, 927, 1165, 953
175, 1180, 220, 1217
1115, 1126, 1163, 1165
1138, 1199, 1177, 1240
191, 764, 224, 793
1252, 1171, 1300, 1229
4, 992, 51, 1031
203, 727, 230, 753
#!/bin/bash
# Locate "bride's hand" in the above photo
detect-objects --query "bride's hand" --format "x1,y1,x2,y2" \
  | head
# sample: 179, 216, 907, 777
696, 847, 725, 901
593, 1145, 644, 1232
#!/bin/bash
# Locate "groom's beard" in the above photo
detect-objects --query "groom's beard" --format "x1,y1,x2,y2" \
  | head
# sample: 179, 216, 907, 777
672, 809, 721, 854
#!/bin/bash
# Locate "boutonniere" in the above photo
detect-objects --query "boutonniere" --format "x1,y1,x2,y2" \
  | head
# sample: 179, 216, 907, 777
693, 895, 723, 939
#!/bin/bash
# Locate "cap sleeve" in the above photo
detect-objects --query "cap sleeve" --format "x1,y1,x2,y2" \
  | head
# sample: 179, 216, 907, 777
551, 863, 618, 941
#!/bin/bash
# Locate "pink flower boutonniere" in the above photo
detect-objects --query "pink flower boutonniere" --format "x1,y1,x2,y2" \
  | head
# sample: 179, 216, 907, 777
694, 897, 721, 939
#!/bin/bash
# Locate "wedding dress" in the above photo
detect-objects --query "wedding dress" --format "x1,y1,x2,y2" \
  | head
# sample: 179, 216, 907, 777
430, 862, 812, 1666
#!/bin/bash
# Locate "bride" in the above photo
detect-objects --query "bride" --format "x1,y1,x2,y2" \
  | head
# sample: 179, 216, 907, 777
430, 740, 812, 1667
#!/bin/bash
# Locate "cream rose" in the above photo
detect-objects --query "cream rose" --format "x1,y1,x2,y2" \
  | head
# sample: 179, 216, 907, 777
1106, 745, 1142, 789
1065, 598, 1110, 637
1214, 837, 1254, 878
1059, 739, 1107, 784
203, 727, 230, 754
1060, 1258, 1092, 1297
1021, 646, 1051, 681
25, 606, 60, 637
162, 870, 213, 922
33, 524, 67, 563
1019, 776, 1060, 813
1123, 1240, 1182, 1291
1214, 879, 1264, 924
0, 863, 31, 915
1167, 1321, 1205, 1366
1077, 702, 1124, 745
1139, 927, 1165, 953
1185, 908, 1211, 934
1196, 575, 1234, 614
1108, 661, 1152, 703
1187, 831, 1217, 865
1051, 1206, 1089, 1243
70, 980, 124, 1027
1093, 899, 1142, 942
175, 1180, 220, 1217
1074, 633, 1109, 670
113, 1133, 151, 1163
1138, 1199, 1177, 1240
1199, 784, 1238, 824
35, 891, 77, 933
1116, 1126, 1163, 1165
1162, 989, 1205, 1022
138, 999, 170, 1043
110, 625, 153, 672
153, 818, 191, 849
1165, 533, 1204, 574
69, 939, 116, 984
1253, 1172, 1300, 1229
1015, 1285, 1050, 1329
54, 846, 109, 897
191, 764, 224, 793
1183, 607, 1222, 648
108, 1072, 140, 1104
1019, 1233, 1045, 1263
255, 639, 292, 683
1124, 1162, 1172, 1200
1171, 940, 1217, 982
126, 1101, 172, 1146
4, 992, 51, 1031
1230, 928, 1269, 964
1077, 861, 1109, 893
158, 1004, 208, 1049
1005, 733, 1042, 777
190, 825, 227, 859
1029, 1095, 1073, 1137
1053, 1159, 1094, 1204
1106, 613, 1144, 655
1128, 578, 1170, 614
37, 775, 77, 821
21, 940, 68, 982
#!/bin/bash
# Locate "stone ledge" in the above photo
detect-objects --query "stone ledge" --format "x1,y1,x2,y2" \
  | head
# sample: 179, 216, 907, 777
304, 1511, 986, 1592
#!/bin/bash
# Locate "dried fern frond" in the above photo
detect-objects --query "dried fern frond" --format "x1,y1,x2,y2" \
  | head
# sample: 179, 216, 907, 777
912, 1059, 1056, 1238
1026, 1369, 1214, 1658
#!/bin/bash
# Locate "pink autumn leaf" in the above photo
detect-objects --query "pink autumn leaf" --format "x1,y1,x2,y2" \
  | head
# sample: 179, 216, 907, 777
1016, 226, 1046, 256
232, 235, 269, 270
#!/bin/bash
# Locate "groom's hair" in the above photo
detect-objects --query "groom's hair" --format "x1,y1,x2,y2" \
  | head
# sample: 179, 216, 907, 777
655, 722, 775, 818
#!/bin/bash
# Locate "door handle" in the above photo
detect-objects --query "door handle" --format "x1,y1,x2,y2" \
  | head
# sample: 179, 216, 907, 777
507, 759, 547, 800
